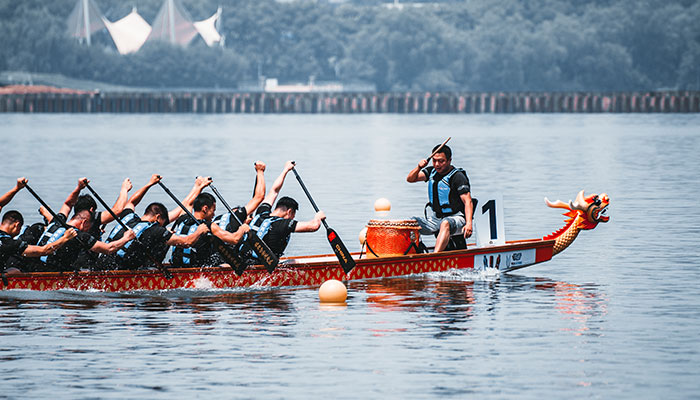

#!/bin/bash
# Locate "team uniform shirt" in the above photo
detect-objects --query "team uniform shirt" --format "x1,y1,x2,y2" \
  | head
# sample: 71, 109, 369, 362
0, 229, 29, 271
101, 209, 173, 270
421, 166, 471, 217
35, 213, 97, 272
250, 202, 297, 258
170, 214, 214, 267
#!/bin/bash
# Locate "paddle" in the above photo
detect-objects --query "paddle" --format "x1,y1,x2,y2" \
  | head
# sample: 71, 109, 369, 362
427, 136, 451, 161
208, 183, 279, 273
290, 163, 356, 274
156, 180, 248, 275
82, 181, 172, 279
23, 183, 92, 272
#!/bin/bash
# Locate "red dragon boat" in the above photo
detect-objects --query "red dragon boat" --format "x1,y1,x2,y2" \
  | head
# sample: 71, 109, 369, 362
0, 190, 609, 292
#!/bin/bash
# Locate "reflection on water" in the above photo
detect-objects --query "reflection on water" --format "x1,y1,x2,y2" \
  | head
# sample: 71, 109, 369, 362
348, 273, 606, 339
0, 274, 606, 338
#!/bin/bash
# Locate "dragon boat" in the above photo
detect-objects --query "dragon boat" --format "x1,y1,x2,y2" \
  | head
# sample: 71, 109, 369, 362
0, 190, 609, 292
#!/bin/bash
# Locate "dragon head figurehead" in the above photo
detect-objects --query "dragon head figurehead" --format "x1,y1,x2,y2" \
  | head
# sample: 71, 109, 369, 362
543, 190, 610, 255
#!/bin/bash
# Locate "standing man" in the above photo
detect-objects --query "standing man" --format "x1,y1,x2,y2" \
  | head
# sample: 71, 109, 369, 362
246, 161, 325, 259
406, 144, 473, 252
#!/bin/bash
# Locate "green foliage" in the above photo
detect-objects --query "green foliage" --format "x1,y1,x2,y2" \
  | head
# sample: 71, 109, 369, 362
1, 0, 699, 90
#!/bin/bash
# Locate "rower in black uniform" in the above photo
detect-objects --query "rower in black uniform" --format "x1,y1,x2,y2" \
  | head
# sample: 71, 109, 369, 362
243, 161, 325, 261
0, 178, 77, 273
99, 175, 210, 270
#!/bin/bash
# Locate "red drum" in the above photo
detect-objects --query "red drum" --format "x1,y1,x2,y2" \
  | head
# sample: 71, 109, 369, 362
365, 219, 420, 258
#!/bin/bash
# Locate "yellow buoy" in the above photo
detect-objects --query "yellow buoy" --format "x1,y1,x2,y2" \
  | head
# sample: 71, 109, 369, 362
374, 198, 391, 212
319, 279, 347, 303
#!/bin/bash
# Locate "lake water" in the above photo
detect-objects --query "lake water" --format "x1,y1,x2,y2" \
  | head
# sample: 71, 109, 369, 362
1, 113, 699, 398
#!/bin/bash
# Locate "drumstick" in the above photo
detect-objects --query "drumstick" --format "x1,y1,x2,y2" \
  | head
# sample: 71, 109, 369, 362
427, 137, 451, 161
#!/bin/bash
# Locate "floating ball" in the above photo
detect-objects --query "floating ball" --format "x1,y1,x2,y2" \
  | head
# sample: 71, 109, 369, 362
358, 227, 367, 245
319, 279, 347, 303
374, 198, 391, 212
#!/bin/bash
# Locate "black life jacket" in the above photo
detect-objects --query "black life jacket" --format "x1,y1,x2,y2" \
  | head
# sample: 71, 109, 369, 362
36, 222, 68, 264
170, 216, 202, 266
105, 212, 140, 243
247, 213, 288, 257
0, 231, 14, 265
114, 221, 157, 260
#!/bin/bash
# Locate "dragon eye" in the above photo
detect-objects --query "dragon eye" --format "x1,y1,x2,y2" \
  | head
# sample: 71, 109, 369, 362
593, 196, 601, 206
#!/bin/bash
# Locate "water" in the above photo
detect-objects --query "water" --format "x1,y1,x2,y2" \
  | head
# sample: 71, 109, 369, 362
1, 114, 699, 398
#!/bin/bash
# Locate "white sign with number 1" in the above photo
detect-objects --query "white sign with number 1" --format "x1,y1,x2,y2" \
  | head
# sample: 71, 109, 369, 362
473, 193, 506, 247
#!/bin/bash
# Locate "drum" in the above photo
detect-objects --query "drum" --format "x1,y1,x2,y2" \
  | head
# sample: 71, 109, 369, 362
364, 219, 420, 258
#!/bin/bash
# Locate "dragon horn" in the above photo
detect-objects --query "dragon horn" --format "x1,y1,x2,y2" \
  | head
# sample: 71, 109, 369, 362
570, 190, 587, 211
545, 197, 571, 210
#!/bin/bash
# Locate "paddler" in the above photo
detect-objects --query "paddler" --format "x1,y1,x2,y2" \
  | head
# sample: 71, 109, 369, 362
0, 178, 77, 273
99, 175, 210, 270
27, 208, 136, 273
244, 161, 325, 260
38, 177, 133, 240
47, 177, 133, 268
209, 161, 266, 264
169, 181, 251, 268
406, 144, 473, 252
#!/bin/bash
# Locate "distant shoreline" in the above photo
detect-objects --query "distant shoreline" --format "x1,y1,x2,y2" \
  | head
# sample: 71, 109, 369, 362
1, 86, 698, 113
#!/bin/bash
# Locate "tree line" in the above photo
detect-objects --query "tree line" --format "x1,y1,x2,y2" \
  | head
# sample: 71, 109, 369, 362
1, 0, 699, 91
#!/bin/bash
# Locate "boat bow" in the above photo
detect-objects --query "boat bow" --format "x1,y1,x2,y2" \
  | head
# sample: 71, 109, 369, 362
543, 190, 610, 255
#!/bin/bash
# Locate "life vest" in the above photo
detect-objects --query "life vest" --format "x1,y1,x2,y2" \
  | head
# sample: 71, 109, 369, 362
170, 217, 200, 265
248, 214, 289, 257
105, 212, 139, 242
36, 222, 68, 264
17, 225, 28, 239
428, 167, 466, 218
114, 221, 156, 260
213, 213, 233, 231
0, 231, 14, 266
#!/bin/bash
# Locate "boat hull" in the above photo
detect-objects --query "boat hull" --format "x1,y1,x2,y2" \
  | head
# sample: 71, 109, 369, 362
0, 239, 555, 292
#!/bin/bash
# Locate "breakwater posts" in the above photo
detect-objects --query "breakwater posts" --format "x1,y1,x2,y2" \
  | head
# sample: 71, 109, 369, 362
1, 91, 699, 113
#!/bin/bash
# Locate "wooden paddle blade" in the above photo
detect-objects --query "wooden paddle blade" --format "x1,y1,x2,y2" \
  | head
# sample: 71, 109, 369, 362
212, 237, 248, 276
248, 234, 279, 273
326, 227, 356, 274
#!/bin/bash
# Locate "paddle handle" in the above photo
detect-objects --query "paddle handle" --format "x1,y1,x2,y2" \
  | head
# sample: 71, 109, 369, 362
24, 184, 63, 227
157, 181, 200, 225
23, 183, 92, 252
426, 137, 451, 161
83, 182, 130, 232
290, 166, 329, 230
209, 184, 242, 225
209, 182, 279, 272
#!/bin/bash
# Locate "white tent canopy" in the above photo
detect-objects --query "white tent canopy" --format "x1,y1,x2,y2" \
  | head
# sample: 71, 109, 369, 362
104, 9, 152, 55
193, 8, 223, 47
66, 0, 224, 53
